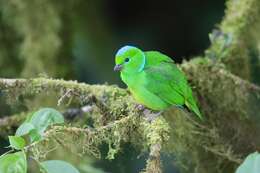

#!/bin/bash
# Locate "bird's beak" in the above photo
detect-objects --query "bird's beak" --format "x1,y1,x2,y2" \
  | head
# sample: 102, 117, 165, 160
114, 64, 123, 71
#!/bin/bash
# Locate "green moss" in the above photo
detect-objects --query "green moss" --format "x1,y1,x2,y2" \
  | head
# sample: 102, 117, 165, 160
0, 112, 27, 137
0, 70, 259, 173
206, 0, 260, 81
169, 60, 260, 173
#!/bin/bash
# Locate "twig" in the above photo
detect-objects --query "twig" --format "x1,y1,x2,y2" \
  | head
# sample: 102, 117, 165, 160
57, 89, 72, 106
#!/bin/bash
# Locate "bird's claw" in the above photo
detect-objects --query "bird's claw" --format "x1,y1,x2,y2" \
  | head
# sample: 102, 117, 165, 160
134, 104, 146, 111
143, 109, 163, 123
134, 104, 162, 122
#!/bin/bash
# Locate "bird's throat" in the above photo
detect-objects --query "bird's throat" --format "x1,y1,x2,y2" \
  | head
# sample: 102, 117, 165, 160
120, 71, 142, 88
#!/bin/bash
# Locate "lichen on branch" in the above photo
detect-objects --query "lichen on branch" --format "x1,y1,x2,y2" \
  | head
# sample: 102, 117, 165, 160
207, 0, 260, 82
0, 58, 259, 173
0, 78, 171, 173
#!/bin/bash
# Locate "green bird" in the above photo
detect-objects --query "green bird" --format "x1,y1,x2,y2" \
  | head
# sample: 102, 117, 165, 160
114, 45, 202, 119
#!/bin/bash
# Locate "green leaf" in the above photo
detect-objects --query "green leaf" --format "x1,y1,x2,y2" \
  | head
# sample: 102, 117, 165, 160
0, 151, 27, 173
15, 108, 64, 144
15, 122, 42, 143
40, 160, 80, 173
15, 122, 35, 136
8, 136, 26, 150
30, 108, 64, 135
236, 152, 260, 173
29, 129, 42, 143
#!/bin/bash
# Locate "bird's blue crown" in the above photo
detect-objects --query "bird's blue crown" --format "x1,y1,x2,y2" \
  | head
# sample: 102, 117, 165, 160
116, 45, 137, 56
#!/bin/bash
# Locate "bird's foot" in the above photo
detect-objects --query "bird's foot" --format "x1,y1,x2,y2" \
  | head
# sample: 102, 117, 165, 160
143, 109, 163, 122
134, 104, 146, 111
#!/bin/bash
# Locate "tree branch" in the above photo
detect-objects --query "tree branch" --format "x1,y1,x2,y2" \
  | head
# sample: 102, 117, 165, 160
0, 112, 27, 136
207, 0, 260, 80
0, 58, 259, 173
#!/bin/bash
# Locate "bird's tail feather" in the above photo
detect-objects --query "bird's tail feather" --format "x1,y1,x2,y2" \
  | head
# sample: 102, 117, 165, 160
185, 100, 203, 120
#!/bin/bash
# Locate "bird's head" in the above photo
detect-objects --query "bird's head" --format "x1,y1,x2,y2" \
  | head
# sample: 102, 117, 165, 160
114, 45, 146, 74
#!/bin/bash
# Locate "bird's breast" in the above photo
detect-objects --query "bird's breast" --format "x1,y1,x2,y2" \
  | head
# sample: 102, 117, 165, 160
121, 72, 169, 110
120, 72, 145, 88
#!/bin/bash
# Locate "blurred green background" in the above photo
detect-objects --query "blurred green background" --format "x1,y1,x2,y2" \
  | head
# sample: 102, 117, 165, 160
0, 0, 225, 84
0, 0, 225, 172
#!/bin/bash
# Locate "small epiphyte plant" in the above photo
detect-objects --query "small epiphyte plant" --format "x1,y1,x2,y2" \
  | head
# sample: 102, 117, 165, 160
0, 108, 80, 173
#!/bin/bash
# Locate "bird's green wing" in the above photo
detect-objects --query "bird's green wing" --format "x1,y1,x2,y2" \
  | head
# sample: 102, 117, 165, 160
144, 51, 202, 119
144, 61, 186, 106
145, 51, 174, 65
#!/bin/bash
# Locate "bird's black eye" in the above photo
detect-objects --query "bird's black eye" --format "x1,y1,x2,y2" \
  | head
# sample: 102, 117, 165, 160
125, 58, 130, 62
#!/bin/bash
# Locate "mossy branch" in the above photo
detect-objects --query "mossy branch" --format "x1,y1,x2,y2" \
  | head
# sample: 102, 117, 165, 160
181, 58, 260, 119
0, 79, 171, 173
0, 59, 259, 173
0, 112, 27, 136
25, 114, 169, 173
207, 0, 260, 80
